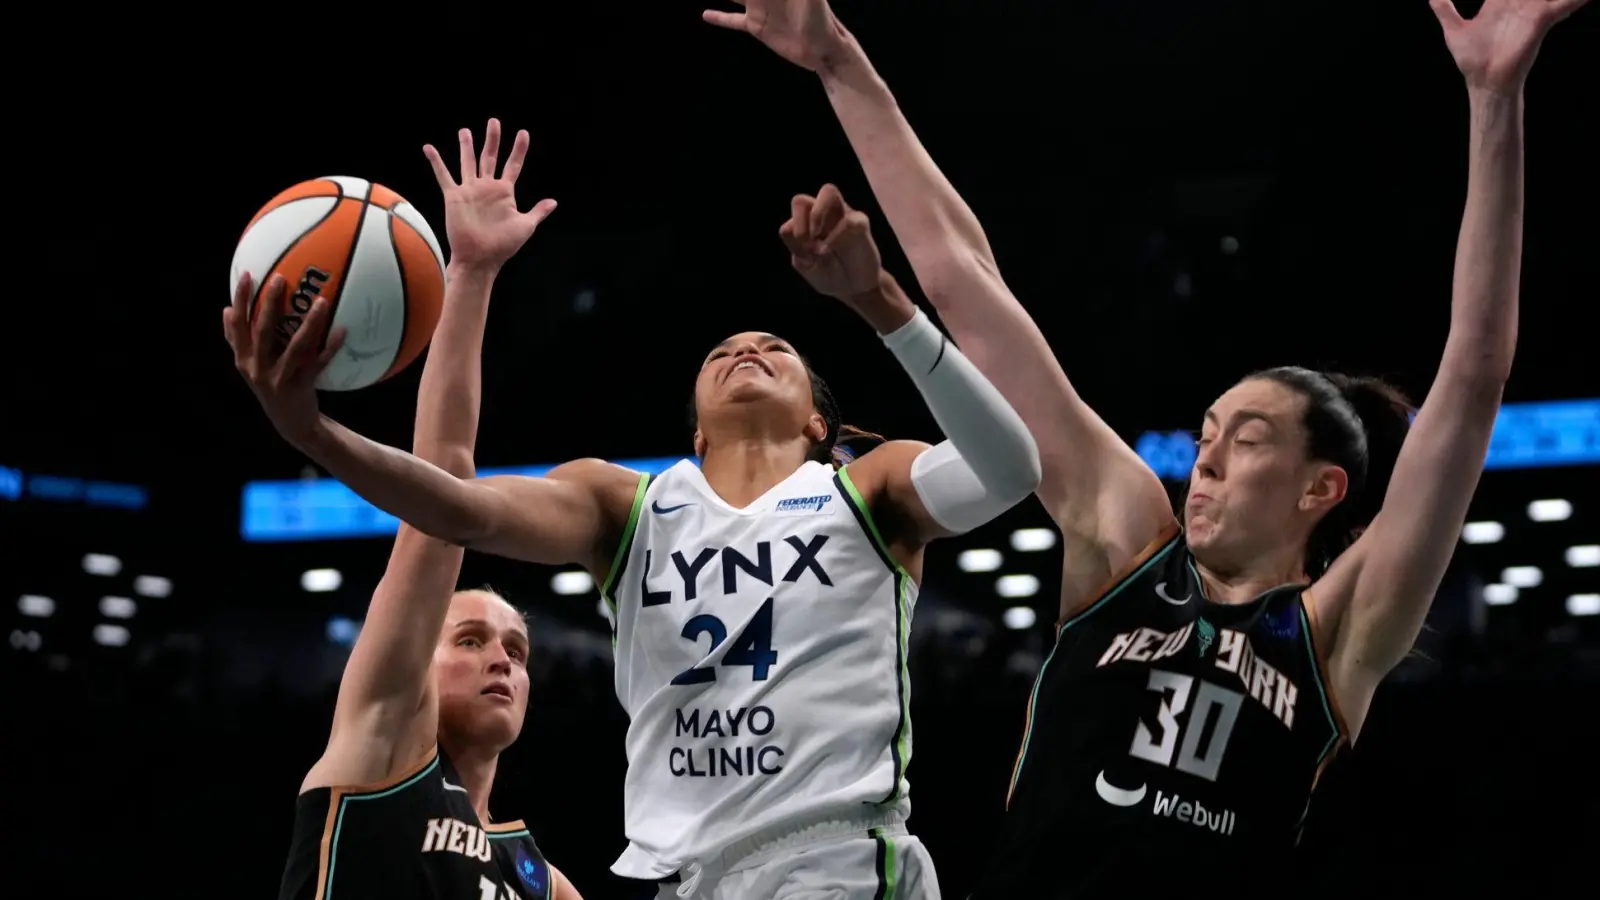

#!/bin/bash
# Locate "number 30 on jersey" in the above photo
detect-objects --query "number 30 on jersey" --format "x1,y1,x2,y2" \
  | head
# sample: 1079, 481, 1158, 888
1129, 669, 1245, 782
671, 597, 779, 685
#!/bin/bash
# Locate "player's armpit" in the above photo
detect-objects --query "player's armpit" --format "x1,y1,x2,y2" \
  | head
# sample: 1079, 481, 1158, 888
550, 864, 584, 900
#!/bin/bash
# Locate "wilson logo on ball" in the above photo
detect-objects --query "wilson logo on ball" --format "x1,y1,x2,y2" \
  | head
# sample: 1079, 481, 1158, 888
230, 175, 446, 392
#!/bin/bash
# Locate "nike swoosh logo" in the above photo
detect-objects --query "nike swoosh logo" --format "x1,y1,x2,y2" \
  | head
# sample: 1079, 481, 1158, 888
442, 780, 468, 794
652, 501, 692, 515
1155, 581, 1191, 606
1095, 770, 1147, 807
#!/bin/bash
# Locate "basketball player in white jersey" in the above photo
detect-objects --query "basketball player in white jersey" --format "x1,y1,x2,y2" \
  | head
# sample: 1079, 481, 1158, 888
226, 120, 582, 900
229, 163, 1041, 896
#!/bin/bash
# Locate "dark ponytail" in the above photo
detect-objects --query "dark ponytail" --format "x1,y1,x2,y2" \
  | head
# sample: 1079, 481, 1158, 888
686, 350, 886, 470
1251, 367, 1414, 578
798, 360, 885, 468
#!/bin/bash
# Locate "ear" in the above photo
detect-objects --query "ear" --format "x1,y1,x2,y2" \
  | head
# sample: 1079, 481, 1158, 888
805, 412, 828, 447
1300, 463, 1349, 516
693, 429, 706, 458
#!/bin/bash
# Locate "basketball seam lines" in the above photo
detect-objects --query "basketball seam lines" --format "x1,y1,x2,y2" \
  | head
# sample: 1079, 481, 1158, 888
248, 189, 347, 330
323, 181, 376, 357
384, 211, 409, 378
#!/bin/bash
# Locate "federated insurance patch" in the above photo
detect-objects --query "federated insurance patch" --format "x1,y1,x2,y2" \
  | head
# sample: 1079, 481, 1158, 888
773, 494, 834, 517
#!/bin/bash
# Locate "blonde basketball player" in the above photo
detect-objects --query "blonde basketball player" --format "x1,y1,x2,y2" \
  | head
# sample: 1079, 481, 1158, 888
226, 120, 582, 900
230, 171, 1042, 894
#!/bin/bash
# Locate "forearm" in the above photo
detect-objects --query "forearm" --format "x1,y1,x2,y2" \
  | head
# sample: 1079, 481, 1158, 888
303, 417, 491, 546
815, 30, 1084, 459
876, 289, 1042, 508
1441, 89, 1524, 380
818, 33, 995, 284
412, 263, 496, 475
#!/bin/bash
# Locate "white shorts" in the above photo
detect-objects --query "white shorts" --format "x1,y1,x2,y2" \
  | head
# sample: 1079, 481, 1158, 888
653, 808, 941, 900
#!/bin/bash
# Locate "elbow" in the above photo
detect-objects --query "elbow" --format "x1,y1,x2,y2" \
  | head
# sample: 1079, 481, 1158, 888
1020, 442, 1044, 496
908, 242, 999, 310
1442, 328, 1516, 387
999, 439, 1043, 503
972, 438, 1042, 509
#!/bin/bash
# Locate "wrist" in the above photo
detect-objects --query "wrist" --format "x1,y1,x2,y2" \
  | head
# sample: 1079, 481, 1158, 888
446, 259, 501, 285
294, 414, 338, 458
815, 24, 869, 89
1467, 84, 1524, 115
849, 270, 917, 335
879, 305, 943, 372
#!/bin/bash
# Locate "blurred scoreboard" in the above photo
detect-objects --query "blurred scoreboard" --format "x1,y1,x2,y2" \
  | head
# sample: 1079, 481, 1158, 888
228, 399, 1599, 543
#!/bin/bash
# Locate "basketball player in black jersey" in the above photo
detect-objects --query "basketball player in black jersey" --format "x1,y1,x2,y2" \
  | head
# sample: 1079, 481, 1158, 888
224, 120, 581, 900
710, 0, 1588, 895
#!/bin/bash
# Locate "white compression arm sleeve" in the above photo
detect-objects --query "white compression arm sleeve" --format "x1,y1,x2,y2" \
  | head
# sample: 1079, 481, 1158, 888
879, 308, 1042, 534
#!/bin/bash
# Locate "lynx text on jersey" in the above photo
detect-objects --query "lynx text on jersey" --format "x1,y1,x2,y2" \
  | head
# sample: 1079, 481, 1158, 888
671, 705, 785, 777
637, 533, 834, 607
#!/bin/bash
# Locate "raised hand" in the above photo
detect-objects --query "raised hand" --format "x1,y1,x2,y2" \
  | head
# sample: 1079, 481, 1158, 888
422, 119, 557, 273
702, 0, 848, 71
222, 272, 345, 447
780, 184, 884, 302
1430, 0, 1590, 91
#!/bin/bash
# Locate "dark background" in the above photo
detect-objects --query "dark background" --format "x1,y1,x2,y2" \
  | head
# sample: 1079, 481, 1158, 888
3, 1, 1595, 897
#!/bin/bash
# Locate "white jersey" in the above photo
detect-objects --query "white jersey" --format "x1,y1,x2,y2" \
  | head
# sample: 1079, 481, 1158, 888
602, 459, 917, 879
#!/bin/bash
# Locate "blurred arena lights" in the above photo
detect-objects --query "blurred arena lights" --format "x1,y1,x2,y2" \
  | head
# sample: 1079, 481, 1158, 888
551, 571, 594, 596
1462, 521, 1505, 544
98, 596, 137, 619
1010, 528, 1057, 552
959, 549, 1003, 573
82, 553, 121, 576
5, 398, 1595, 686
1003, 606, 1038, 630
1528, 499, 1573, 522
1502, 566, 1543, 589
997, 574, 1041, 599
93, 623, 130, 647
301, 569, 343, 593
1483, 583, 1519, 606
133, 575, 172, 598
326, 616, 361, 646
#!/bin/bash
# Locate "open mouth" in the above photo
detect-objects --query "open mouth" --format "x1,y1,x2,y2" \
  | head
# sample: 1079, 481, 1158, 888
481, 684, 512, 700
725, 358, 772, 381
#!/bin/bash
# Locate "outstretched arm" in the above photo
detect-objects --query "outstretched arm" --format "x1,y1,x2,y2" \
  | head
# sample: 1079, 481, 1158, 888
706, 2, 1175, 611
778, 186, 1040, 549
1312, 0, 1586, 736
318, 122, 555, 775
224, 158, 626, 573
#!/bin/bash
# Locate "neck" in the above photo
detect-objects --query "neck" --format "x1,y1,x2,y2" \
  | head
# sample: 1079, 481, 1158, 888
1193, 545, 1308, 606
701, 438, 811, 507
440, 735, 500, 826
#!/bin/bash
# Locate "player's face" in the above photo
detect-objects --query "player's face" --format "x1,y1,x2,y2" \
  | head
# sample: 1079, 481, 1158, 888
693, 332, 824, 448
1185, 378, 1345, 571
434, 592, 531, 751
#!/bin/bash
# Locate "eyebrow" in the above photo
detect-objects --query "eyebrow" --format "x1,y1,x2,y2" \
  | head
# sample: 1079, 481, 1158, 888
449, 618, 530, 642
1202, 408, 1277, 428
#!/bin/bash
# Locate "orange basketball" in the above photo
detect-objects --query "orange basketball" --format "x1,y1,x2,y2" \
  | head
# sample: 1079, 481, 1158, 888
229, 176, 446, 392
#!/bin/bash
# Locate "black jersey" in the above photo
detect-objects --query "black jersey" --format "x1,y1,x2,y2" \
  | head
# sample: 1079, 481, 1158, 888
975, 530, 1347, 899
280, 747, 554, 900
